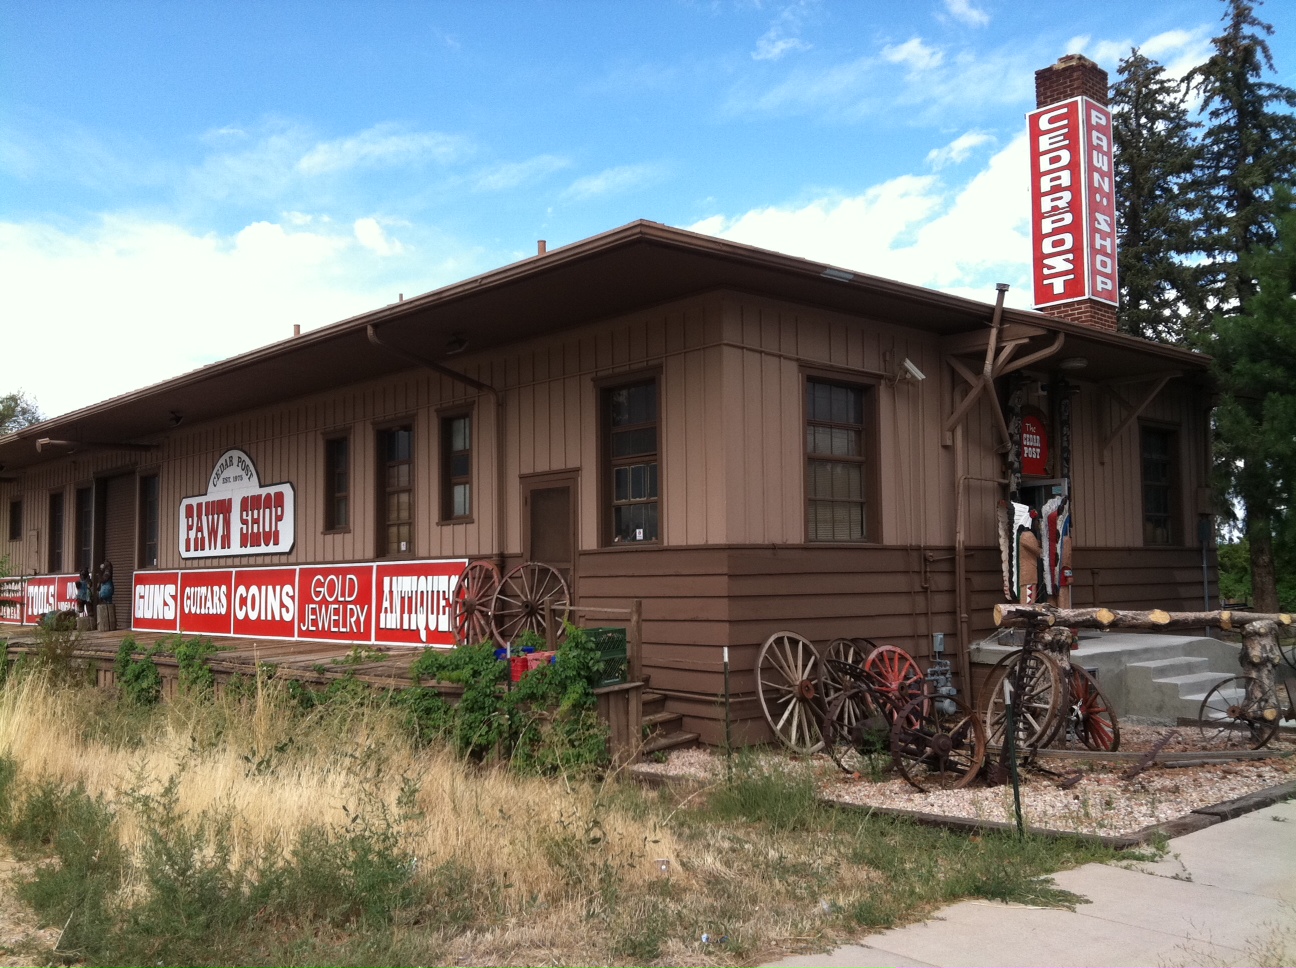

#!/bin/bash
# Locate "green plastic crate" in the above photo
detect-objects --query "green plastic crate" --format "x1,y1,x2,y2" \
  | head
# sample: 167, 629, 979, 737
587, 626, 628, 687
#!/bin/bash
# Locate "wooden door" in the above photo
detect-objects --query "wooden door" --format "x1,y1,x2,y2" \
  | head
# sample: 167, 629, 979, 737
522, 473, 577, 590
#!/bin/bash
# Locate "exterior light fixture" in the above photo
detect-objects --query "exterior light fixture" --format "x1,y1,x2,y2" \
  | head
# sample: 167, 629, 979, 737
1059, 357, 1088, 371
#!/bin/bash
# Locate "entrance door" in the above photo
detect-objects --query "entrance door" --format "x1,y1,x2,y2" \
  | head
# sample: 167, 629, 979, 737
95, 474, 136, 629
522, 473, 577, 590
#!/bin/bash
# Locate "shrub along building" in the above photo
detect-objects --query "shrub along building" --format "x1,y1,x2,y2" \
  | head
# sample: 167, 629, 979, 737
0, 57, 1217, 745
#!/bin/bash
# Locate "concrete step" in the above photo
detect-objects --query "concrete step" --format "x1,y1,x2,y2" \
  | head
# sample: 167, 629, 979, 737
1128, 655, 1212, 677
1155, 671, 1234, 699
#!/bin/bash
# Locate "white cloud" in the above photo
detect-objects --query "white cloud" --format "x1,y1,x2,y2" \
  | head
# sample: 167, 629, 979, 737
925, 130, 995, 170
297, 122, 470, 175
353, 217, 404, 256
560, 163, 665, 201
0, 215, 479, 418
1063, 26, 1210, 81
882, 38, 944, 74
688, 134, 1032, 307
752, 1, 816, 61
944, 0, 990, 28
471, 154, 570, 192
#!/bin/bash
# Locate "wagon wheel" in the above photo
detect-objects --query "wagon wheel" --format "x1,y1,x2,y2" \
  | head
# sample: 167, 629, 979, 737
1065, 664, 1120, 751
819, 657, 890, 775
862, 645, 925, 706
1281, 632, 1296, 674
821, 638, 875, 745
890, 694, 987, 791
451, 560, 502, 645
490, 562, 571, 646
983, 649, 1065, 760
756, 631, 826, 754
1196, 675, 1281, 750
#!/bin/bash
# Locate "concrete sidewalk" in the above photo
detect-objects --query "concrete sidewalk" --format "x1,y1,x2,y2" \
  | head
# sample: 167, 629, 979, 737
766, 798, 1295, 968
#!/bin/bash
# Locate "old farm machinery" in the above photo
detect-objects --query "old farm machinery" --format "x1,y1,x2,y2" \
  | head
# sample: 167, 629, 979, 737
755, 631, 988, 791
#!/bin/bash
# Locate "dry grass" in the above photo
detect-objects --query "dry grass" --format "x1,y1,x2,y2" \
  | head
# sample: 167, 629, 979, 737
0, 670, 1114, 966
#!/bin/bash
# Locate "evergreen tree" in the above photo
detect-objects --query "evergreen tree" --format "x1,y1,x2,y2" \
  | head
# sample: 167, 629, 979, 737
1211, 190, 1296, 612
1187, 0, 1296, 318
0, 391, 41, 436
1111, 49, 1201, 344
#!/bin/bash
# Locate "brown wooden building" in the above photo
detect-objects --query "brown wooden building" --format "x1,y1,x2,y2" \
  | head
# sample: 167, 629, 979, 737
0, 221, 1215, 743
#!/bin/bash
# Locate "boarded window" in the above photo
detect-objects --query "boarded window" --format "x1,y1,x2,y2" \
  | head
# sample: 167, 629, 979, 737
48, 491, 65, 572
324, 436, 350, 531
441, 413, 471, 520
7, 499, 19, 542
378, 426, 413, 556
604, 380, 659, 544
1141, 426, 1178, 545
806, 378, 874, 542
138, 475, 159, 568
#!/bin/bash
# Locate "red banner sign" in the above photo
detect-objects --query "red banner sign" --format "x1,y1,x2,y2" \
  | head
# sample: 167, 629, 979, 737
21, 574, 79, 624
1028, 96, 1118, 308
110, 559, 467, 646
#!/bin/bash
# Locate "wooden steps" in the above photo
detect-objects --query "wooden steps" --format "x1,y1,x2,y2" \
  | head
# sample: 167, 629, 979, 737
640, 689, 698, 756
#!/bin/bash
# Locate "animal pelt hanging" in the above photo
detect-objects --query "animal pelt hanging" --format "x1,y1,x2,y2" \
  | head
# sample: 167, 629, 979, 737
1041, 494, 1069, 597
997, 500, 1040, 603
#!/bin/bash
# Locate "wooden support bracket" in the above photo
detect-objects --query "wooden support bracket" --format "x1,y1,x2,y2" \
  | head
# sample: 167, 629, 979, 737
1101, 373, 1174, 458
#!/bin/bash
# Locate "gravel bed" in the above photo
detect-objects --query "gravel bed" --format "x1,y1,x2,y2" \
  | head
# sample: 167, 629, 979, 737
632, 745, 1296, 837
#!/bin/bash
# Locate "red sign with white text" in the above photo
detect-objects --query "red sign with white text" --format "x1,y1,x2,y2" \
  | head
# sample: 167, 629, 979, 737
22, 574, 79, 624
179, 570, 234, 635
1028, 96, 1118, 308
373, 560, 463, 646
133, 571, 181, 632
231, 568, 297, 639
1021, 414, 1050, 477
296, 565, 374, 642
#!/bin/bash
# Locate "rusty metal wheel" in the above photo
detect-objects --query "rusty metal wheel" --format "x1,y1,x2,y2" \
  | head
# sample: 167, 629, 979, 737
862, 645, 925, 706
756, 631, 825, 754
983, 649, 1064, 759
1065, 664, 1120, 751
821, 639, 875, 744
820, 657, 890, 775
451, 559, 502, 645
890, 694, 987, 791
490, 562, 571, 646
1196, 675, 1281, 750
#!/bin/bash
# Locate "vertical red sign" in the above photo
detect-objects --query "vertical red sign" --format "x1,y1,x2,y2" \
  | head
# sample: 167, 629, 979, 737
1021, 414, 1050, 477
132, 571, 181, 632
296, 565, 374, 642
231, 568, 297, 639
179, 570, 234, 635
1028, 96, 1118, 308
373, 560, 464, 646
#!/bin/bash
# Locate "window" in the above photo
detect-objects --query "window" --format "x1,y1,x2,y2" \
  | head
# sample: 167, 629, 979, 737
378, 425, 413, 556
441, 413, 471, 520
805, 378, 874, 542
48, 491, 65, 572
1141, 425, 1179, 545
324, 436, 350, 531
604, 379, 659, 544
138, 475, 159, 568
75, 486, 94, 572
7, 499, 19, 541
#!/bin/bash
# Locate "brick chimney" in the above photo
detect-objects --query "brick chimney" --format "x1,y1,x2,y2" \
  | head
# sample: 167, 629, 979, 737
1034, 54, 1118, 332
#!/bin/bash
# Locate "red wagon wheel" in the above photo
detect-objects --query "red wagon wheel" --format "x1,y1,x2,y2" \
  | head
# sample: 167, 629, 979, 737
491, 562, 571, 646
451, 559, 502, 646
1066, 664, 1120, 751
862, 645, 924, 704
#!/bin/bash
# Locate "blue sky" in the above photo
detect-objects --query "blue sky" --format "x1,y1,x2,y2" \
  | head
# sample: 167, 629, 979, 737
3, 0, 1293, 419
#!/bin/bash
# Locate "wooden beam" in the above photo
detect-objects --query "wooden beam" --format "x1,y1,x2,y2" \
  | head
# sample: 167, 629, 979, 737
994, 603, 1294, 631
1102, 373, 1173, 453
941, 322, 1047, 356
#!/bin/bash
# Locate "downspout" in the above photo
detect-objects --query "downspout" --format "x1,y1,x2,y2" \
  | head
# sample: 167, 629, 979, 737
366, 324, 507, 563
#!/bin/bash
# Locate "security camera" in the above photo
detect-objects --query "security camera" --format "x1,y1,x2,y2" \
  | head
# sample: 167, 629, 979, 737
902, 358, 926, 381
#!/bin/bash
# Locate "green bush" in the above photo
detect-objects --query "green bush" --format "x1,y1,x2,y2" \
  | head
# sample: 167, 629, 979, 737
114, 636, 162, 706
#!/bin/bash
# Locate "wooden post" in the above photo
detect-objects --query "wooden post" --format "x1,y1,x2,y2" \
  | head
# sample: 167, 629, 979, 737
1240, 620, 1282, 722
95, 604, 116, 632
544, 601, 556, 650
628, 599, 643, 685
994, 603, 1294, 633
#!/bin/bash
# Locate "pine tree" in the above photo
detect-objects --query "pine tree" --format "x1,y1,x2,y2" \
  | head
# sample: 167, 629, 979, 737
1111, 49, 1201, 344
1187, 0, 1296, 317
1211, 191, 1296, 612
